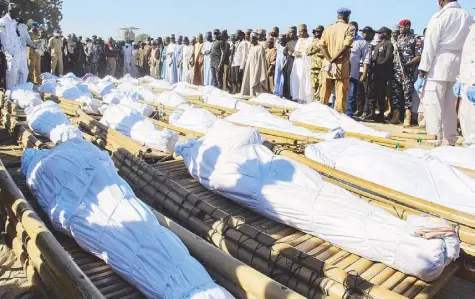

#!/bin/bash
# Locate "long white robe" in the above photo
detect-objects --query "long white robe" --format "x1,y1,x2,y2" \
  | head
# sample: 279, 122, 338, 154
182, 45, 193, 83
290, 37, 313, 103
459, 24, 475, 147
165, 43, 177, 83
202, 41, 212, 85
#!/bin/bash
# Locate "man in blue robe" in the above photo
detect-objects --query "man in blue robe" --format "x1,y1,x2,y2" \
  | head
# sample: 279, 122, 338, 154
274, 34, 287, 97
174, 35, 184, 82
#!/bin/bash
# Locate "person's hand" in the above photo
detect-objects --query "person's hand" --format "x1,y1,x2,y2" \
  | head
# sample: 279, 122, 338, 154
218, 63, 223, 71
414, 77, 425, 93
467, 86, 475, 103
418, 70, 427, 78
453, 81, 461, 97
360, 73, 367, 82
295, 51, 301, 58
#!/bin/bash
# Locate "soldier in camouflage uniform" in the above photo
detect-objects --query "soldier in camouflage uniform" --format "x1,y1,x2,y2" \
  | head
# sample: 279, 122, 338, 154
84, 35, 102, 76
389, 19, 422, 126
305, 26, 324, 102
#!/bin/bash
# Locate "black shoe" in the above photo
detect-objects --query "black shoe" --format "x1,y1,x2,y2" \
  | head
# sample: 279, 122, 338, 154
354, 110, 363, 117
375, 113, 386, 123
358, 113, 375, 122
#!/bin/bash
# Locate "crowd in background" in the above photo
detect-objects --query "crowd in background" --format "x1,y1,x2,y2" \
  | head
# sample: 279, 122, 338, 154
0, 1, 473, 147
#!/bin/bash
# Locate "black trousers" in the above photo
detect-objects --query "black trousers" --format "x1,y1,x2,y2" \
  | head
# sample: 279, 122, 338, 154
283, 57, 294, 99
230, 66, 241, 94
364, 75, 388, 116
210, 65, 223, 89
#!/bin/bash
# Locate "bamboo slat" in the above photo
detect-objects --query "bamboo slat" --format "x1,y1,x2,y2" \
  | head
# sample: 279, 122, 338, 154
152, 208, 306, 299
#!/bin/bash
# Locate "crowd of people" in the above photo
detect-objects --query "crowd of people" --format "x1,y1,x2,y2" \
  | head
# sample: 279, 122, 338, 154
0, 0, 473, 146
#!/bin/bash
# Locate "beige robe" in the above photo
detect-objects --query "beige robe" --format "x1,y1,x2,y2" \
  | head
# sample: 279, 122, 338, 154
241, 44, 268, 96
191, 42, 204, 85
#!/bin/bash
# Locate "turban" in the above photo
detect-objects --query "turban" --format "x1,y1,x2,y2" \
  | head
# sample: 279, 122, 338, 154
250, 31, 258, 39
399, 19, 411, 26
257, 29, 266, 35
337, 7, 351, 16
298, 24, 307, 31
279, 34, 286, 39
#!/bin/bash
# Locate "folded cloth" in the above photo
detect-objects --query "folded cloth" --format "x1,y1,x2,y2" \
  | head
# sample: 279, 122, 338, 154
406, 215, 459, 261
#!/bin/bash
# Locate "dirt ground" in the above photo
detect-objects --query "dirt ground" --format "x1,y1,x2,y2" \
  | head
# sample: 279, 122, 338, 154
0, 235, 42, 299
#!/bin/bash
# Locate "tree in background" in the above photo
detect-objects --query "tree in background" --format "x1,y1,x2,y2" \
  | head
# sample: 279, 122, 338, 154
15, 0, 63, 34
135, 33, 150, 43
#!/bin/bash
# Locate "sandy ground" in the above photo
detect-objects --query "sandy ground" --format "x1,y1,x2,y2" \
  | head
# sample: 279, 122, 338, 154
0, 235, 42, 299
435, 276, 475, 299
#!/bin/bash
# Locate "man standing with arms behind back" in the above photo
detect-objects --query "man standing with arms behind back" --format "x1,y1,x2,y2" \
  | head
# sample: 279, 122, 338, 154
320, 8, 355, 113
417, 0, 472, 146
48, 29, 63, 76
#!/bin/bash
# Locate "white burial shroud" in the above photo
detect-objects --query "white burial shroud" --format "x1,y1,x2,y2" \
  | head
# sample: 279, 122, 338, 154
170, 107, 218, 134
405, 146, 475, 171
249, 93, 302, 109
225, 106, 344, 140
25, 101, 83, 144
175, 121, 458, 282
102, 89, 154, 117
21, 139, 233, 299
289, 102, 391, 138
7, 82, 42, 109
305, 138, 475, 214
100, 104, 178, 153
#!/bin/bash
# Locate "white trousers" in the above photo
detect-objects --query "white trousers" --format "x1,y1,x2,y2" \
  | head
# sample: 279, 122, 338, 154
18, 49, 28, 85
5, 53, 21, 90
422, 80, 458, 145
460, 84, 475, 147
123, 59, 131, 76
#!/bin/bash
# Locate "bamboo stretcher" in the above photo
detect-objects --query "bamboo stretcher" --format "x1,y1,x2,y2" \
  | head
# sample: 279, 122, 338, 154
143, 116, 475, 257
139, 98, 431, 150
144, 82, 437, 142
69, 107, 460, 298
56, 105, 471, 298
45, 95, 475, 239
2, 119, 301, 299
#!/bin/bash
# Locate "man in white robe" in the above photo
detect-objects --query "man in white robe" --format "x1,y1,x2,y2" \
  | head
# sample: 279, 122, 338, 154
290, 24, 313, 103
165, 35, 177, 83
202, 32, 213, 85
182, 37, 193, 83
418, 0, 472, 145
454, 23, 475, 147
241, 32, 268, 96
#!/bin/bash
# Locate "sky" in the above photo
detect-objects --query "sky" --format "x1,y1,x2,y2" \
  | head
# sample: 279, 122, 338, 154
60, 0, 474, 39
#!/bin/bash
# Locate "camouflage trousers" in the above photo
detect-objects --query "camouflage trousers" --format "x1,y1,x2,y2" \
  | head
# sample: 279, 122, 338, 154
311, 68, 322, 102
391, 68, 415, 110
